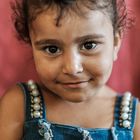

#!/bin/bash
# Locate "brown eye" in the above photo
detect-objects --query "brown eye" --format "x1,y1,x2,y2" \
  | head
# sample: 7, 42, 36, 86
81, 42, 97, 50
48, 46, 58, 53
44, 45, 61, 55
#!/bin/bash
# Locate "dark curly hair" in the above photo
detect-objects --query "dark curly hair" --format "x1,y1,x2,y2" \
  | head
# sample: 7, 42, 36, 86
11, 0, 134, 44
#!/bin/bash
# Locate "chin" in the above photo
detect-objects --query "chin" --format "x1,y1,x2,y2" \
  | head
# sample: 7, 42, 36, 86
63, 94, 90, 103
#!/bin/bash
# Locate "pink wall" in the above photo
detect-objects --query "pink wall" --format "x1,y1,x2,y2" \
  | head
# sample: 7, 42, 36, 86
0, 0, 140, 99
0, 0, 38, 96
108, 0, 140, 98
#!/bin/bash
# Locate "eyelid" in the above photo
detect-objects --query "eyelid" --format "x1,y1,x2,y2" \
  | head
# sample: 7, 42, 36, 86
39, 43, 58, 48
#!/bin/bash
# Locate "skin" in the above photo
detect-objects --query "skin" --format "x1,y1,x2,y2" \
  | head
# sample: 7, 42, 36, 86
30, 9, 119, 103
0, 7, 140, 140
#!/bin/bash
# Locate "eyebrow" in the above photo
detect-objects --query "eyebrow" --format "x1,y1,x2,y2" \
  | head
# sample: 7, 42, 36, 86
74, 34, 105, 43
34, 34, 105, 46
34, 39, 63, 47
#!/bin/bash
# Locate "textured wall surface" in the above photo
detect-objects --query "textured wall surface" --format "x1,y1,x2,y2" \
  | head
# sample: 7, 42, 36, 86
0, 0, 140, 98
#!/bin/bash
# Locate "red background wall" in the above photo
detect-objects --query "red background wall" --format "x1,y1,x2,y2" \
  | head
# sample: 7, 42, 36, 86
0, 0, 140, 99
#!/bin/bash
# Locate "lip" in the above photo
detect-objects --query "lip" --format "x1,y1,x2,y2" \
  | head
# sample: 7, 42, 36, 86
59, 80, 90, 89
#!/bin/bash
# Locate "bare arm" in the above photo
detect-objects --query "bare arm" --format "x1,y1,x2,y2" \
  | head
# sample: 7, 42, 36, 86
0, 85, 25, 140
134, 102, 140, 140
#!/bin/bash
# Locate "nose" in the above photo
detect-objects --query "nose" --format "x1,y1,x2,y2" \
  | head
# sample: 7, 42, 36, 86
62, 52, 83, 75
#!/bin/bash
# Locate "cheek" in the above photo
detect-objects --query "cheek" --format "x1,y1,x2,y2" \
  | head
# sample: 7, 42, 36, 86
33, 55, 61, 81
86, 56, 113, 81
100, 58, 113, 78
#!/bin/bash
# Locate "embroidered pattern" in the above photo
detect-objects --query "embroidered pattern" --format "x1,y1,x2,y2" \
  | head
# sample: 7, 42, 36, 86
119, 92, 133, 129
78, 128, 93, 140
27, 80, 53, 139
27, 80, 43, 119
38, 119, 53, 140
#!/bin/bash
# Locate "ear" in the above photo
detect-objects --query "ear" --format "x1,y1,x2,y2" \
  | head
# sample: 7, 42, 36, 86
113, 31, 122, 61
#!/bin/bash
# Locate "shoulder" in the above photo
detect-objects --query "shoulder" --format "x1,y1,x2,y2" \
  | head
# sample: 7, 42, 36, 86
0, 84, 25, 139
0, 84, 25, 120
134, 99, 140, 140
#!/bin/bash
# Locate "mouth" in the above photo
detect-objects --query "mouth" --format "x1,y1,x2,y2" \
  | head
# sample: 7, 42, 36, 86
58, 80, 91, 89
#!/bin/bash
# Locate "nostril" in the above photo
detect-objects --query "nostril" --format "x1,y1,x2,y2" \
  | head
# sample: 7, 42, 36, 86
62, 62, 83, 75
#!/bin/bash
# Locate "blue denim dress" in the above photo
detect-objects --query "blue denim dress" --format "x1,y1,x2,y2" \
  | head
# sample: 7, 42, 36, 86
18, 83, 138, 140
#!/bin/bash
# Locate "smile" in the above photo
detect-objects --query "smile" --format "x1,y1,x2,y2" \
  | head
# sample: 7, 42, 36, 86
59, 80, 90, 89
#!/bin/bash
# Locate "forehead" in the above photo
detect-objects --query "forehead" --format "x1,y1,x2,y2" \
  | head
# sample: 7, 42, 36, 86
30, 9, 113, 40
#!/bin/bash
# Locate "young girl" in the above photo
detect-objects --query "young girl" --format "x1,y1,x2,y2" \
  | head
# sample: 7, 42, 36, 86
0, 0, 140, 139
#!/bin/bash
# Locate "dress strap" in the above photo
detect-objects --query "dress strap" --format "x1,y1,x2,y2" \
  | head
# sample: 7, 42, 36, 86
113, 92, 139, 130
113, 95, 122, 129
129, 96, 139, 130
17, 81, 46, 122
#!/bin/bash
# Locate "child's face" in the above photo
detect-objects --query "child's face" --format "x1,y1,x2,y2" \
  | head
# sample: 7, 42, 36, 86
29, 8, 120, 102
